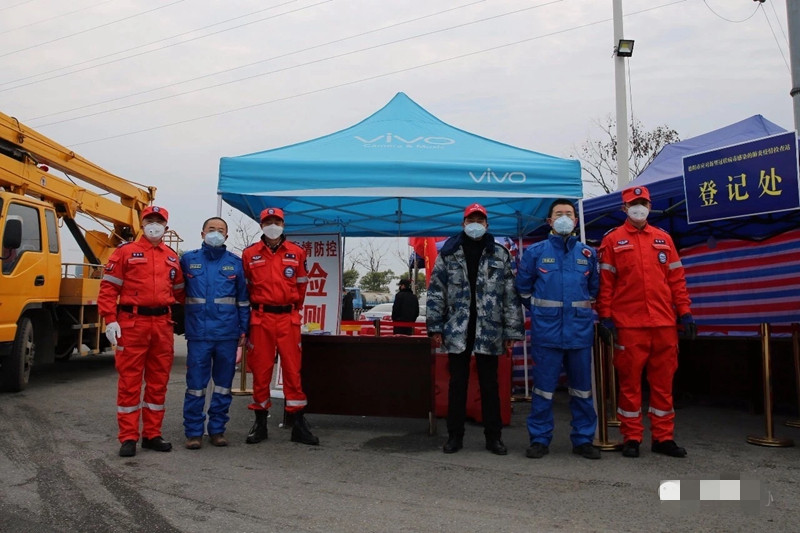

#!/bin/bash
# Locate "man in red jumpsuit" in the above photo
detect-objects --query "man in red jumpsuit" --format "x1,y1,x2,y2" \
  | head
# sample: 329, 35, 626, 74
99, 206, 185, 457
241, 207, 319, 445
597, 186, 696, 459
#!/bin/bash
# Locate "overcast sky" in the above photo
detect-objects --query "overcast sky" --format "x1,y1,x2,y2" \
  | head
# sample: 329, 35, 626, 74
1, 0, 793, 277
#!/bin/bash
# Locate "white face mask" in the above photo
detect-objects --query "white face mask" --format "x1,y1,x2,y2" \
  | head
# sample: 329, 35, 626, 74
144, 222, 165, 240
204, 231, 225, 247
627, 204, 650, 223
552, 215, 575, 236
464, 222, 487, 240
262, 224, 284, 240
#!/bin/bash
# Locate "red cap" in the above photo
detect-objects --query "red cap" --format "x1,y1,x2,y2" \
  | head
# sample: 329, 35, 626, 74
260, 207, 285, 222
621, 185, 650, 204
463, 203, 488, 219
141, 205, 168, 223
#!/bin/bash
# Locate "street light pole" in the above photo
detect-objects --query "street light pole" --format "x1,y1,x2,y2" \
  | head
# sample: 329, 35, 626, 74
787, 0, 800, 133
613, 0, 631, 190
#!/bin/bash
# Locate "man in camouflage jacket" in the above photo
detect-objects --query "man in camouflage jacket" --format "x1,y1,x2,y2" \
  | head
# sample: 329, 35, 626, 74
427, 203, 524, 455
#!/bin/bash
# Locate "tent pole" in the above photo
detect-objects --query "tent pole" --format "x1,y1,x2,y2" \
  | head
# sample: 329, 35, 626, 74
578, 199, 586, 243
216, 194, 222, 217
518, 234, 530, 399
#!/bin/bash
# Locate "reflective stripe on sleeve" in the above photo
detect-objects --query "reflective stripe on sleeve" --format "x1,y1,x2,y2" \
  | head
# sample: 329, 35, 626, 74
185, 297, 205, 304
668, 261, 683, 270
648, 406, 674, 417
103, 274, 124, 286
533, 387, 553, 400
214, 297, 235, 305
519, 292, 531, 299
568, 387, 592, 399
296, 277, 308, 283
173, 283, 185, 290
286, 399, 308, 407
237, 300, 250, 307
599, 263, 616, 274
571, 300, 592, 308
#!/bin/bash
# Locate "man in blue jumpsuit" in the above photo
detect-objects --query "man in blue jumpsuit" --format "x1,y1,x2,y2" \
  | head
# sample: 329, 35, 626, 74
180, 217, 249, 449
516, 199, 601, 460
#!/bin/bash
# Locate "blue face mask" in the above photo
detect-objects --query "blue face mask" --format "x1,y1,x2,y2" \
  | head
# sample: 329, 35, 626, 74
464, 222, 486, 240
552, 215, 575, 236
204, 231, 225, 247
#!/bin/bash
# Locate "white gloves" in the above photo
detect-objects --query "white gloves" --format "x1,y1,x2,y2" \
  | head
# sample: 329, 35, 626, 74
105, 322, 122, 345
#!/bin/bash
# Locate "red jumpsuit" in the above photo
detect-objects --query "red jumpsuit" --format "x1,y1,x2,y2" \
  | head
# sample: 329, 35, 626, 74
597, 219, 691, 442
98, 237, 185, 443
242, 237, 309, 413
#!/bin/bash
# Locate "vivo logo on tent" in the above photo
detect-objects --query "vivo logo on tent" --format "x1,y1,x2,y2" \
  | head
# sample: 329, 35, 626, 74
355, 133, 456, 146
470, 168, 527, 183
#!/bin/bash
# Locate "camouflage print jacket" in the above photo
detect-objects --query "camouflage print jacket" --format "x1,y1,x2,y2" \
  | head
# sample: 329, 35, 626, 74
426, 232, 524, 355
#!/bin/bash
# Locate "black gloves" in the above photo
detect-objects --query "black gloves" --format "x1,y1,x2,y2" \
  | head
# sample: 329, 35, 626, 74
678, 313, 697, 340
598, 318, 617, 345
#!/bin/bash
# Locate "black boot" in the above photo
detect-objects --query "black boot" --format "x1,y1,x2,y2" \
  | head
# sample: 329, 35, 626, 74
246, 410, 269, 444
442, 432, 463, 454
290, 410, 320, 445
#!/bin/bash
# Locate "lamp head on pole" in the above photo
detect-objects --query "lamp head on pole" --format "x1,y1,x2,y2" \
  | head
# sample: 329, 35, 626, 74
615, 39, 635, 57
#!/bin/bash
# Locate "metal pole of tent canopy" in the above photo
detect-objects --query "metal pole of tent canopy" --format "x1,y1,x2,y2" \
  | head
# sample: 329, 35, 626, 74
216, 194, 222, 217
518, 234, 530, 400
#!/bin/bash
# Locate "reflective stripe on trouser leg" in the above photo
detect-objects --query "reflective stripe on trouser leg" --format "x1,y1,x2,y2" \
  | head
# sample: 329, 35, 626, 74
247, 311, 276, 411
141, 315, 175, 439
184, 339, 213, 437
207, 339, 238, 436
613, 328, 651, 442
527, 345, 563, 446
646, 326, 679, 442
115, 330, 147, 443
563, 345, 597, 447
279, 312, 307, 413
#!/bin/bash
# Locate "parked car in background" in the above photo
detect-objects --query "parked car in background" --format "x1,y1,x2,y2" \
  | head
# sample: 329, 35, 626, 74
359, 303, 426, 323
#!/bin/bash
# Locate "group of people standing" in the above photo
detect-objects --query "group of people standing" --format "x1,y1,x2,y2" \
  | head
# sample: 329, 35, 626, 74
97, 184, 694, 461
427, 186, 695, 459
99, 206, 319, 457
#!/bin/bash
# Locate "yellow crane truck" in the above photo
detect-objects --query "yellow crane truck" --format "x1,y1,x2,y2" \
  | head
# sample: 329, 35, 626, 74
0, 110, 158, 391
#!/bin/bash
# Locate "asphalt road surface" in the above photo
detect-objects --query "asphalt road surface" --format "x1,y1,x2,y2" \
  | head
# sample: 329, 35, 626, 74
1, 338, 799, 532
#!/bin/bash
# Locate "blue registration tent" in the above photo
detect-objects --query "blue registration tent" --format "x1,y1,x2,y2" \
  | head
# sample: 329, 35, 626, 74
218, 93, 582, 237
578, 115, 795, 248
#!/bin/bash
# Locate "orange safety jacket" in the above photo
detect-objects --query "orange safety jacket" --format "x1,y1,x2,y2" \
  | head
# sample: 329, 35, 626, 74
597, 220, 691, 328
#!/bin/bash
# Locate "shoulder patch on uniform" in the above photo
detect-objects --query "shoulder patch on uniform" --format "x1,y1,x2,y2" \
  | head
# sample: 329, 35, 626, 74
581, 248, 592, 258
658, 251, 668, 264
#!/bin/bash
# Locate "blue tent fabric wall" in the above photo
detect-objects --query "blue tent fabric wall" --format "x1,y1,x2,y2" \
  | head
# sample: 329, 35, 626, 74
577, 115, 795, 248
218, 92, 582, 237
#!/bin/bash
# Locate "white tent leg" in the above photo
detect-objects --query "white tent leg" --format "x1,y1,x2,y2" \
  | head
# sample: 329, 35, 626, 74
518, 235, 530, 399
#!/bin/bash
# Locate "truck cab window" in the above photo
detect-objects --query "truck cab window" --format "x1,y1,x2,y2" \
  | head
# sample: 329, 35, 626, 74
3, 203, 41, 273
45, 210, 59, 254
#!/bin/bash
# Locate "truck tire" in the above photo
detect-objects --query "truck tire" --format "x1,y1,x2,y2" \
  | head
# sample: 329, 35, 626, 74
0, 316, 35, 392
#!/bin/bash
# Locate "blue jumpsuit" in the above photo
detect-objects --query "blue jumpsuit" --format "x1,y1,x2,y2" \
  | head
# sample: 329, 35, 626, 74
180, 243, 250, 438
516, 233, 599, 447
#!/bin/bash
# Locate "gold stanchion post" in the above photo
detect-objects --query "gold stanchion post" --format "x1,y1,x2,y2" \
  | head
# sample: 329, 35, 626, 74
746, 323, 794, 447
593, 327, 622, 451
786, 323, 800, 428
231, 342, 253, 396
606, 343, 621, 428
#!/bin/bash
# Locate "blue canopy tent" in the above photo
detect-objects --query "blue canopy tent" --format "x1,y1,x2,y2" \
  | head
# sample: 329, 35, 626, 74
218, 92, 582, 237
575, 115, 794, 248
